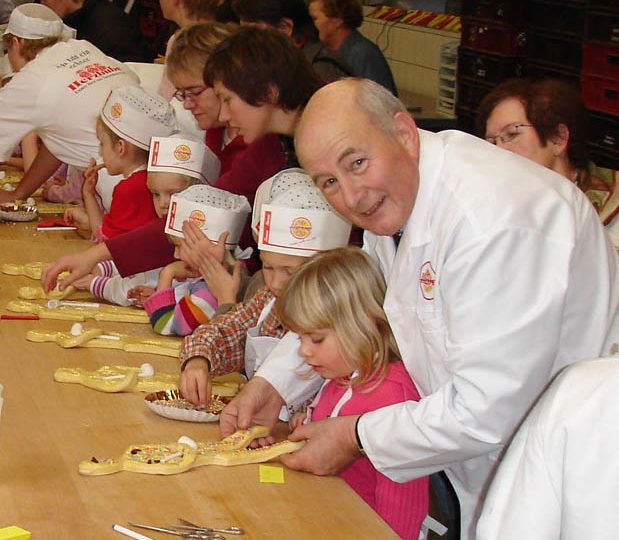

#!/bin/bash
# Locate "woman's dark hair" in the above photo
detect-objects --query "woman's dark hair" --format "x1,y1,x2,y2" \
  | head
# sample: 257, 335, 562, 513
477, 78, 589, 170
231, 0, 316, 41
203, 26, 323, 110
316, 0, 364, 30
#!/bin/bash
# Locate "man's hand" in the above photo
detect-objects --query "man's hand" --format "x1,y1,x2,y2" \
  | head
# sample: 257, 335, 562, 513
280, 415, 360, 475
0, 189, 16, 204
219, 376, 284, 446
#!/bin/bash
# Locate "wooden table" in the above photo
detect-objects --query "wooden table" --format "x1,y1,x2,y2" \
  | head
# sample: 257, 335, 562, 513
0, 223, 398, 539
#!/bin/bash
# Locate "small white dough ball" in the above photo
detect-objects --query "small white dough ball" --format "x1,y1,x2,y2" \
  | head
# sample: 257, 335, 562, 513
70, 322, 83, 336
26, 197, 35, 206
3, 183, 13, 191
177, 436, 198, 450
138, 362, 155, 377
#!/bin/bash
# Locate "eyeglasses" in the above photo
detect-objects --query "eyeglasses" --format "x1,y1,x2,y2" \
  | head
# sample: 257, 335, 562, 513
485, 123, 534, 145
172, 85, 208, 103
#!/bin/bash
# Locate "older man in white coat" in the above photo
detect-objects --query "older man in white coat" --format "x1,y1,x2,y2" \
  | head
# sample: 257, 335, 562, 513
218, 79, 619, 539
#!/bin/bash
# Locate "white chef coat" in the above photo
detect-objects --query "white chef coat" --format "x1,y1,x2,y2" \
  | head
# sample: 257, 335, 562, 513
477, 356, 619, 540
258, 129, 619, 540
0, 39, 138, 168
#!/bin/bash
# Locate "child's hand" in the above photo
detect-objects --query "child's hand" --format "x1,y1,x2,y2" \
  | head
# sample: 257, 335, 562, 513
182, 222, 227, 266
71, 273, 95, 291
179, 357, 212, 407
289, 411, 307, 431
127, 285, 155, 307
82, 158, 104, 198
64, 206, 90, 230
199, 254, 242, 305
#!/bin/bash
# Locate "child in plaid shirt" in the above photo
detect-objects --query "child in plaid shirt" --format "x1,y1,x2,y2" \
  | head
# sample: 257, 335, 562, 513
178, 168, 352, 408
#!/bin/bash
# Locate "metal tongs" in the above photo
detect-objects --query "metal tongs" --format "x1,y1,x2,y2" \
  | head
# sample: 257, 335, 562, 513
129, 518, 244, 539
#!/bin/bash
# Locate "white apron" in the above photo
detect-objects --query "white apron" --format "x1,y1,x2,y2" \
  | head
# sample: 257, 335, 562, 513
243, 297, 279, 379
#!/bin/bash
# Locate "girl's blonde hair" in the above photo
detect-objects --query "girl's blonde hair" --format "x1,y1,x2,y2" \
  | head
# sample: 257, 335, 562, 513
166, 22, 236, 82
276, 246, 400, 389
146, 171, 198, 191
2, 34, 60, 62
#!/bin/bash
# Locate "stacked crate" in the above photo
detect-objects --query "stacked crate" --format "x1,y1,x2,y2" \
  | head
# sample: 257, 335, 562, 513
582, 1, 619, 169
526, 0, 585, 85
456, 0, 528, 134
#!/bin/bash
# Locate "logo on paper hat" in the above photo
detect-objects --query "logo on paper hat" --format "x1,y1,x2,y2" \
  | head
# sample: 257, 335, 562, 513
174, 144, 192, 161
110, 102, 122, 119
188, 209, 206, 228
289, 217, 312, 240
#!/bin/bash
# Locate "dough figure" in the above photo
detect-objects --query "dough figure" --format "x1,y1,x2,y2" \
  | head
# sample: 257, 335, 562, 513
78, 426, 305, 476
35, 202, 72, 214
52, 364, 243, 395
2, 262, 54, 280
28, 327, 182, 357
8, 300, 149, 323
18, 285, 85, 301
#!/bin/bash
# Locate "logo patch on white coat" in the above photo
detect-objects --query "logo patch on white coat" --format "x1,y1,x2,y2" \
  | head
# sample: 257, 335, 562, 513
419, 261, 436, 300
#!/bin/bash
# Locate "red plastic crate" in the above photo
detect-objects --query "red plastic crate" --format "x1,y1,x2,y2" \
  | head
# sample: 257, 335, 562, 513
581, 73, 619, 115
582, 42, 619, 79
461, 17, 527, 56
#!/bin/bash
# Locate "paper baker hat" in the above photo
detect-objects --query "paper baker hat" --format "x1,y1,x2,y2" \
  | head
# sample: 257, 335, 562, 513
148, 135, 221, 184
101, 86, 177, 151
255, 168, 351, 257
165, 184, 251, 249
3, 3, 75, 41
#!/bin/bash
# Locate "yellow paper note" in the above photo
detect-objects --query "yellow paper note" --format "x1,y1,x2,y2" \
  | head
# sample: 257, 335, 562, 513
0, 526, 31, 540
259, 464, 284, 484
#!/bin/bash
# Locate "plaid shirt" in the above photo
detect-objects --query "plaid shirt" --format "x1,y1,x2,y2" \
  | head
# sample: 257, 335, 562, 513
180, 287, 286, 375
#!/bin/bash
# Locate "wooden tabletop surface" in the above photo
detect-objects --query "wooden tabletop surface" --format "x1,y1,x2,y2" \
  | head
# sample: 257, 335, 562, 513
0, 216, 398, 539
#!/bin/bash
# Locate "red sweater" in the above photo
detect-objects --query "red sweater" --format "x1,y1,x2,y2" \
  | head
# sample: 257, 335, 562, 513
100, 168, 158, 239
107, 132, 286, 276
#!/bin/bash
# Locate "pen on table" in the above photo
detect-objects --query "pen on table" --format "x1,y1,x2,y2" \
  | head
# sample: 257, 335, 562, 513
112, 524, 154, 540
0, 314, 39, 320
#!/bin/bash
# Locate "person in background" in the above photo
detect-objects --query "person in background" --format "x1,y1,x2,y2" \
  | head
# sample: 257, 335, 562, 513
179, 168, 351, 409
279, 246, 428, 540
216, 78, 619, 539
0, 0, 13, 24
477, 357, 619, 540
307, 0, 396, 94
231, 0, 351, 83
64, 86, 176, 240
478, 78, 619, 248
0, 3, 138, 204
42, 0, 147, 62
156, 0, 220, 100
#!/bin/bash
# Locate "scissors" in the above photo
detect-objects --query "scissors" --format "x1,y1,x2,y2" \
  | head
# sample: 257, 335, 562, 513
129, 519, 244, 538
128, 523, 225, 539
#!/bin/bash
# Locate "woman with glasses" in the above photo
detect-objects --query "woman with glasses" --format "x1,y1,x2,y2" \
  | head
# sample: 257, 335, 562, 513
478, 78, 619, 248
